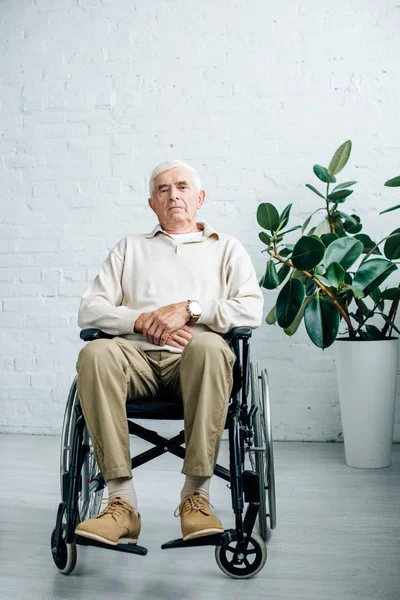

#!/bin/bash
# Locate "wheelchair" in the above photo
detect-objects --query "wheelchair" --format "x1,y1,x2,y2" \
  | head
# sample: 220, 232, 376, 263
51, 326, 276, 580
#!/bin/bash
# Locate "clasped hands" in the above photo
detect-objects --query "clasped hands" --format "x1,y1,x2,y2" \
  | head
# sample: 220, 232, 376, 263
134, 301, 194, 350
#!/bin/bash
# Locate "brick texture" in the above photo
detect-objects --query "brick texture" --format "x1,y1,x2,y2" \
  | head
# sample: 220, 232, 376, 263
1, 0, 399, 439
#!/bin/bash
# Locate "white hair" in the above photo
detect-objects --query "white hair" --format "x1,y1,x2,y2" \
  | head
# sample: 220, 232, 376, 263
149, 160, 202, 197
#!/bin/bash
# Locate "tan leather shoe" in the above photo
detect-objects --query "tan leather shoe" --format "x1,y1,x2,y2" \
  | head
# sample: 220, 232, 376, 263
75, 497, 141, 546
175, 492, 224, 541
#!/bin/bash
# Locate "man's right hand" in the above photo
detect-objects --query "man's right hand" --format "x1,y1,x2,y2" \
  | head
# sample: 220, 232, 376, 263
134, 313, 194, 350
164, 325, 194, 349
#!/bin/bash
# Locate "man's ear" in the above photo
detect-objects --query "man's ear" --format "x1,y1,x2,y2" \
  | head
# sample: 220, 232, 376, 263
148, 197, 156, 214
197, 189, 205, 209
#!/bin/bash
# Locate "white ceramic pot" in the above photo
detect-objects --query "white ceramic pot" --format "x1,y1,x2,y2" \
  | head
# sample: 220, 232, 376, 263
335, 337, 399, 468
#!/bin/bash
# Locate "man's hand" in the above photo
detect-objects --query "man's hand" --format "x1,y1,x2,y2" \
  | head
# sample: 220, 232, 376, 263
142, 301, 190, 346
164, 325, 194, 349
134, 302, 194, 347
133, 312, 152, 334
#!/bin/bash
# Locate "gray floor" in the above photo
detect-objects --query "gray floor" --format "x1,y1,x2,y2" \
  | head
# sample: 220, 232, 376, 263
1, 434, 399, 600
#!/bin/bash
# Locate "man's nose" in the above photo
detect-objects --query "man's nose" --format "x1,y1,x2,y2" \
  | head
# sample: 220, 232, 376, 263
169, 185, 180, 200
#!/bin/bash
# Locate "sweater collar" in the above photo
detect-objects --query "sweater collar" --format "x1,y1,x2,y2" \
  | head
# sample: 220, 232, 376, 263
146, 222, 219, 240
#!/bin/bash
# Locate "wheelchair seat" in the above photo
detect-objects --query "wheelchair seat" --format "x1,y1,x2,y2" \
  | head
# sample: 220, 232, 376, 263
126, 392, 184, 420
125, 379, 243, 421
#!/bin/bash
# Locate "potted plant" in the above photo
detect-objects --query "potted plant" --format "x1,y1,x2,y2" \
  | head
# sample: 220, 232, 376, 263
257, 140, 400, 468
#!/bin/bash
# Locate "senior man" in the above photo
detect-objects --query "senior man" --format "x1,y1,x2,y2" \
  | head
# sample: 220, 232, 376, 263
75, 160, 264, 547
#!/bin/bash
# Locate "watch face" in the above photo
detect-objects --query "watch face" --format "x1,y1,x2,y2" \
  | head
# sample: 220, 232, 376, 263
190, 301, 201, 316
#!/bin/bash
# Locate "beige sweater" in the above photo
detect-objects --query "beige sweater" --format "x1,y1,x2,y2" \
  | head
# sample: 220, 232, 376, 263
78, 221, 264, 353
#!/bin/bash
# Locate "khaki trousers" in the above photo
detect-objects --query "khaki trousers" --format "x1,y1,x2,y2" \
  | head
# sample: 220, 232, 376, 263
76, 332, 236, 482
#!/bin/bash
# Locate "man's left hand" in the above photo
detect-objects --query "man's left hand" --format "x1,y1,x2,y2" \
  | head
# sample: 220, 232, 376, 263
142, 301, 190, 346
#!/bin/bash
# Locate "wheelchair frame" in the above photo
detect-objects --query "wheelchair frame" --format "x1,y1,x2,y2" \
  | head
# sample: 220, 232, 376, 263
51, 327, 276, 579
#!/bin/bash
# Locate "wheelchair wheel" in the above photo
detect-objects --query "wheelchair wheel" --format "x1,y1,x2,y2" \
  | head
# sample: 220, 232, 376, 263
249, 362, 277, 539
51, 517, 77, 575
215, 532, 267, 579
60, 376, 104, 523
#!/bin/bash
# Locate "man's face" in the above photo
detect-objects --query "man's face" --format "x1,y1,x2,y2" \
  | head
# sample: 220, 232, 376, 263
148, 167, 205, 231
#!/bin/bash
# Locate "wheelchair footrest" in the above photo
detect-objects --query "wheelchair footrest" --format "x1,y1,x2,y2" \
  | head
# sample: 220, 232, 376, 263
161, 529, 235, 550
76, 535, 148, 556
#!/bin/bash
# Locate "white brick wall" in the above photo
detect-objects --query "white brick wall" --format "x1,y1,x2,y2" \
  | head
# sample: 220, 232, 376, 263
1, 0, 399, 439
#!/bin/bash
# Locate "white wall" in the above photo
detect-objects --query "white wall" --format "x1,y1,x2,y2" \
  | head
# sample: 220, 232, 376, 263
1, 0, 399, 439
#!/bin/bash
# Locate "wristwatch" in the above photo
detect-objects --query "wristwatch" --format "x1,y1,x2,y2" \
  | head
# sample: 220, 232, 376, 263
187, 300, 202, 324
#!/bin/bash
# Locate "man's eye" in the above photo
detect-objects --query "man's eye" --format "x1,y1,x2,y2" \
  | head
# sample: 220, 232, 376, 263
179, 185, 187, 190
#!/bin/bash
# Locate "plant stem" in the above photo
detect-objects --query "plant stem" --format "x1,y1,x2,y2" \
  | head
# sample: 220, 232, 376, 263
326, 180, 335, 233
382, 299, 399, 337
269, 250, 355, 335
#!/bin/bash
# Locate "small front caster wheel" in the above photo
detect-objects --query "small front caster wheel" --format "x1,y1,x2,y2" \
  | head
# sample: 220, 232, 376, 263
215, 532, 267, 579
51, 526, 77, 575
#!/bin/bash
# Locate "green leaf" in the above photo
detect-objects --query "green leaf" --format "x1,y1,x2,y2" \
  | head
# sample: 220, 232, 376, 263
353, 233, 382, 255
353, 258, 398, 296
261, 259, 280, 290
304, 295, 340, 349
277, 263, 291, 284
354, 298, 373, 318
321, 233, 339, 247
284, 296, 314, 336
328, 140, 352, 177
316, 274, 334, 287
301, 208, 325, 233
305, 184, 325, 199
292, 269, 306, 279
325, 262, 345, 288
313, 219, 331, 237
364, 324, 385, 340
383, 228, 400, 260
349, 311, 364, 325
384, 176, 400, 187
349, 285, 365, 299
280, 225, 302, 235
380, 204, 400, 215
343, 217, 362, 234
328, 189, 354, 202
370, 287, 385, 312
333, 218, 347, 237
381, 287, 400, 300
291, 236, 326, 271
355, 298, 374, 319
257, 203, 280, 232
305, 278, 317, 296
336, 211, 358, 226
265, 305, 277, 325
279, 203, 292, 230
324, 237, 364, 270
332, 181, 357, 192
259, 231, 271, 246
276, 278, 305, 329
279, 247, 293, 258
370, 287, 382, 303
313, 165, 336, 183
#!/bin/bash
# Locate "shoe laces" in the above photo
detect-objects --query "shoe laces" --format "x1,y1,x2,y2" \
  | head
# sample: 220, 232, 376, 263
174, 493, 213, 518
96, 497, 136, 520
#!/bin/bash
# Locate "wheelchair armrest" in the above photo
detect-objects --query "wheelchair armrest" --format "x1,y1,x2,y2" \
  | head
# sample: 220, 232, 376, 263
80, 328, 115, 342
80, 326, 252, 344
222, 327, 252, 345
